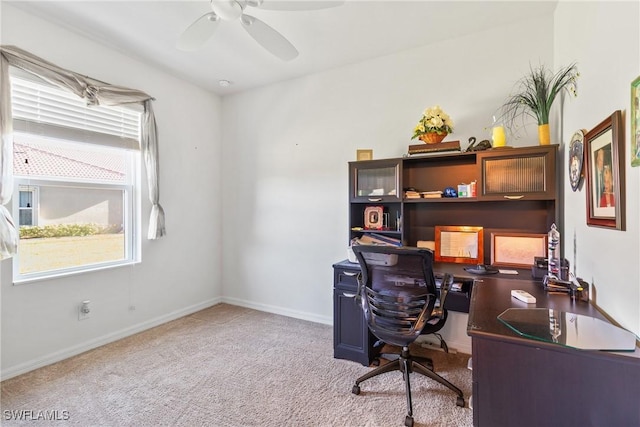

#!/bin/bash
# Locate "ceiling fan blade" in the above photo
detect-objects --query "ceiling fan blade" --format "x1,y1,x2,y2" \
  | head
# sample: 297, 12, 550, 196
177, 12, 220, 51
240, 14, 299, 61
250, 0, 345, 11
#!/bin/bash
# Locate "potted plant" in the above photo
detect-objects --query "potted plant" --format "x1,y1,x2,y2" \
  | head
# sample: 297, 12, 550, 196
498, 63, 579, 145
411, 105, 454, 144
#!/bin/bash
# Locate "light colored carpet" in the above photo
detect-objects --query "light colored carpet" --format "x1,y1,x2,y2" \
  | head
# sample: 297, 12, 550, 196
1, 304, 473, 426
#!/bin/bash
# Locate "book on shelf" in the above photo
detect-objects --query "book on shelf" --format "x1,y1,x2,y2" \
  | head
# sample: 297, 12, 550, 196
421, 191, 443, 199
407, 140, 461, 155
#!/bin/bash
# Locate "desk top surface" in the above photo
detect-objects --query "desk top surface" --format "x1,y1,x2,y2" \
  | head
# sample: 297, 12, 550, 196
468, 276, 640, 360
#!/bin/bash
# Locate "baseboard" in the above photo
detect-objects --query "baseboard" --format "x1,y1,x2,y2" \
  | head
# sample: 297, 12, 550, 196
221, 296, 333, 326
1, 297, 223, 381
417, 335, 472, 356
445, 339, 472, 356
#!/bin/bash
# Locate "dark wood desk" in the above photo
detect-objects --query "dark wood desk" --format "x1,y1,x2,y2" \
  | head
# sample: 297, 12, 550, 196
468, 277, 640, 427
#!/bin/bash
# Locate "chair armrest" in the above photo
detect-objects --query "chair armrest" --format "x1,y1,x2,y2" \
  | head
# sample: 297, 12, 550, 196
432, 273, 452, 319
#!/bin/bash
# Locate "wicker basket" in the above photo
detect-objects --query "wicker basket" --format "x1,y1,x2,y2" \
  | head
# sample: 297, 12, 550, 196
419, 132, 448, 144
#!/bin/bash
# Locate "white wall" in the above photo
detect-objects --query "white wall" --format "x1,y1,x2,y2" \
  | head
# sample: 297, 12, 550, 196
4, 2, 637, 380
0, 4, 224, 379
556, 1, 640, 336
220, 14, 555, 353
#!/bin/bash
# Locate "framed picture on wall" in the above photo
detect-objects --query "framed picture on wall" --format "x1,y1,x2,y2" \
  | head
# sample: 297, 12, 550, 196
584, 110, 625, 230
569, 129, 586, 192
631, 75, 640, 167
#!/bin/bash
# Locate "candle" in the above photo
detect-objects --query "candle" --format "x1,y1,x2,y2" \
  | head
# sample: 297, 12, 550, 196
492, 125, 506, 147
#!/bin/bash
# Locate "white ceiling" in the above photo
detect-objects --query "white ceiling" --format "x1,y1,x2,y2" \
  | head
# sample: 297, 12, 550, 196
6, 0, 558, 96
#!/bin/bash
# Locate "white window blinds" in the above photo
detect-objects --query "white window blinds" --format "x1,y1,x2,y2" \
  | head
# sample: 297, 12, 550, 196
11, 76, 141, 150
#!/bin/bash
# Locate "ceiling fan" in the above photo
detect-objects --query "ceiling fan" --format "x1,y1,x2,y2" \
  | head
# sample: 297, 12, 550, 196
177, 0, 344, 61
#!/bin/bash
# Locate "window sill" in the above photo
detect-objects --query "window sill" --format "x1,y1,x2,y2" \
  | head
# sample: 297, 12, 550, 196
13, 260, 141, 285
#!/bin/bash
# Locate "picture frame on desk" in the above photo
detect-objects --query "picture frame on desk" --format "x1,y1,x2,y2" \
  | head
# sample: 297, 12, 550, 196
491, 232, 547, 268
434, 225, 483, 264
584, 110, 625, 230
364, 205, 384, 229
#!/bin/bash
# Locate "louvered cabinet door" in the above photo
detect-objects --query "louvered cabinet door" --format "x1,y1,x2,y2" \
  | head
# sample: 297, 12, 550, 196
477, 145, 557, 200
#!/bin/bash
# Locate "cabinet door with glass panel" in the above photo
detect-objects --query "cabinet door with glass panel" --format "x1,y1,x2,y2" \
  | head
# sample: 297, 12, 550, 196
349, 158, 402, 202
477, 145, 557, 201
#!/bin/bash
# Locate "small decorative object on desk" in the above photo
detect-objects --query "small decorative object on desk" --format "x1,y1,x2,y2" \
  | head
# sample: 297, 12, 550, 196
547, 223, 560, 279
411, 105, 454, 144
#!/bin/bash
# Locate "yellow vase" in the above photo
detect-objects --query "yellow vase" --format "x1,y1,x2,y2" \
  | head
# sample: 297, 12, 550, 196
492, 125, 506, 147
538, 124, 551, 145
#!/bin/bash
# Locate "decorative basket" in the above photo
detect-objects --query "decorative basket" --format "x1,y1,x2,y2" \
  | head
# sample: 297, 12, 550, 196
419, 132, 448, 144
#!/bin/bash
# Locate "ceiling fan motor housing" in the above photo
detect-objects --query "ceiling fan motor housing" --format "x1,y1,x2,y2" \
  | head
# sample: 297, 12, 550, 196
211, 0, 245, 21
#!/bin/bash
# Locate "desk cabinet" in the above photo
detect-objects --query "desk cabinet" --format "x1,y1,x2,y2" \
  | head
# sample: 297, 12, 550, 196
333, 261, 474, 366
332, 261, 376, 366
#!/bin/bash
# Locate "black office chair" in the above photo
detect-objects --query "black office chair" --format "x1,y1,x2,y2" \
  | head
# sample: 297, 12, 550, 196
351, 245, 465, 427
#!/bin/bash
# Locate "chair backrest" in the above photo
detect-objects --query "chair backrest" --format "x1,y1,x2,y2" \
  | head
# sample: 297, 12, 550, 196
352, 245, 441, 347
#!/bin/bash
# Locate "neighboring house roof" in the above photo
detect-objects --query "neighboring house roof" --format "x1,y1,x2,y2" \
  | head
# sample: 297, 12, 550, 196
13, 136, 125, 182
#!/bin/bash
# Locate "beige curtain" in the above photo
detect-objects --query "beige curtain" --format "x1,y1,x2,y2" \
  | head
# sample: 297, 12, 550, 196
0, 53, 18, 258
0, 45, 166, 259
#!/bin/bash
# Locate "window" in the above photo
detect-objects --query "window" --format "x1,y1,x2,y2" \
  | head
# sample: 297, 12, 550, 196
10, 75, 141, 283
18, 186, 37, 226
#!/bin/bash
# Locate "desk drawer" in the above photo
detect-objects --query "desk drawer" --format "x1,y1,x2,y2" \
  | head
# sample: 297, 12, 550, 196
334, 266, 361, 290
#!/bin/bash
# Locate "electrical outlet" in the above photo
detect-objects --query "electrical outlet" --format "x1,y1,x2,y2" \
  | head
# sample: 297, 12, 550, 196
78, 300, 91, 320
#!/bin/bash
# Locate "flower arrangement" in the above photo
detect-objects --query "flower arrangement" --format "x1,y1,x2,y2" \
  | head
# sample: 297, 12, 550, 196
411, 105, 454, 140
498, 63, 579, 133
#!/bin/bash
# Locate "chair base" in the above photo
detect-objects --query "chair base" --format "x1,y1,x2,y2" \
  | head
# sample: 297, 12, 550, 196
352, 346, 464, 426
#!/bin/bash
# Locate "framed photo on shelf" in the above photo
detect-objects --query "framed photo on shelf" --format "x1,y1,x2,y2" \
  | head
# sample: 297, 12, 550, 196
356, 149, 373, 161
491, 232, 547, 268
584, 110, 625, 230
631, 75, 640, 167
364, 206, 384, 229
434, 225, 483, 264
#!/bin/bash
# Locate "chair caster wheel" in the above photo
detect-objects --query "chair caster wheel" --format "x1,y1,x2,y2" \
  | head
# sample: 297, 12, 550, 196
456, 396, 465, 407
371, 358, 380, 366
352, 385, 361, 395
404, 415, 414, 427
